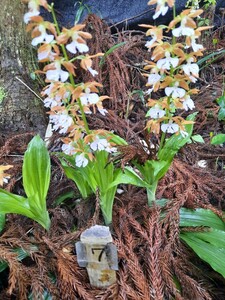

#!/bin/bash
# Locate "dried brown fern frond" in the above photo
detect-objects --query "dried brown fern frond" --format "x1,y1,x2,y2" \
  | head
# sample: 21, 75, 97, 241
82, 14, 147, 116
56, 251, 93, 300
0, 132, 34, 158
158, 159, 225, 209
144, 208, 164, 300
173, 261, 212, 300
111, 188, 225, 300
0, 245, 28, 298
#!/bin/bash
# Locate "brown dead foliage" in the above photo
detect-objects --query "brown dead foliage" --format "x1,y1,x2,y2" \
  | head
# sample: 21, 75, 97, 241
0, 15, 225, 300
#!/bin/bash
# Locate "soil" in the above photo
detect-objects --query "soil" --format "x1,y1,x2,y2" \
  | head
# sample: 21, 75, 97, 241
0, 14, 225, 300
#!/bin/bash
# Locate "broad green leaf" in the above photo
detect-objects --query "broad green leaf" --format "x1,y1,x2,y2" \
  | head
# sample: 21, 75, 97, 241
54, 191, 76, 206
216, 95, 225, 121
188, 229, 225, 249
0, 190, 50, 229
100, 185, 117, 225
23, 135, 50, 207
107, 166, 151, 190
158, 113, 197, 162
109, 133, 128, 146
62, 165, 92, 198
0, 136, 51, 230
28, 290, 53, 300
179, 208, 225, 230
216, 95, 225, 108
191, 134, 205, 143
0, 213, 5, 233
180, 233, 225, 278
59, 150, 121, 225
218, 108, 225, 121
90, 151, 119, 225
0, 189, 34, 219
0, 261, 8, 273
211, 134, 225, 145
135, 160, 171, 184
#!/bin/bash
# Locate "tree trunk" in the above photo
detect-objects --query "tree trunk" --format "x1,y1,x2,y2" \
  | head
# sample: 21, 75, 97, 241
0, 0, 47, 136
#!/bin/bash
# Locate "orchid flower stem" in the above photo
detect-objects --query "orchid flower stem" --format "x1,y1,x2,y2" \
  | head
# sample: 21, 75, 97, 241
146, 182, 157, 206
50, 4, 90, 134
158, 131, 166, 153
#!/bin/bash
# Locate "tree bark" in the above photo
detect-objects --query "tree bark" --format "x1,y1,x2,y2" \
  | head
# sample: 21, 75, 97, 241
0, 0, 47, 136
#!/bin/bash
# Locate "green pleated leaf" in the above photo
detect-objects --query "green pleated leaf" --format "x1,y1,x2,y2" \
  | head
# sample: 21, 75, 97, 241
179, 208, 225, 230
107, 166, 151, 190
188, 229, 225, 248
62, 164, 92, 198
211, 134, 225, 145
158, 112, 197, 162
0, 213, 5, 233
23, 135, 51, 206
191, 134, 205, 144
0, 189, 50, 229
0, 189, 34, 219
134, 160, 171, 185
0, 135, 51, 230
180, 233, 225, 278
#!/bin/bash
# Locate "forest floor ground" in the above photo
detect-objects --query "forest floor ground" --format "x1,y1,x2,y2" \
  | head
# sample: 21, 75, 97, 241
0, 14, 225, 300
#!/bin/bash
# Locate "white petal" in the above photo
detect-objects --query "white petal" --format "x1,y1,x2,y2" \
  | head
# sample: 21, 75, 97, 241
59, 70, 69, 82
145, 38, 156, 48
87, 67, 98, 77
153, 5, 168, 19
182, 64, 191, 76
88, 93, 99, 104
173, 87, 186, 98
168, 123, 179, 133
98, 108, 108, 115
46, 69, 59, 81
180, 130, 189, 137
161, 123, 169, 133
90, 138, 108, 151
66, 41, 78, 54
172, 27, 182, 37
147, 73, 161, 85
165, 87, 174, 96
80, 95, 88, 106
38, 50, 49, 61
183, 96, 195, 111
161, 5, 169, 16
191, 40, 203, 52
24, 10, 40, 24
43, 97, 58, 108
75, 154, 88, 167
76, 42, 89, 53
189, 76, 198, 83
161, 122, 179, 133
170, 57, 179, 68
62, 143, 76, 155
182, 27, 195, 36
148, 106, 165, 119
32, 35, 44, 46
45, 34, 54, 44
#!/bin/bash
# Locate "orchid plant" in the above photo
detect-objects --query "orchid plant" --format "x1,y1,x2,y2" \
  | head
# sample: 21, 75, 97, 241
22, 0, 129, 225
110, 0, 209, 205
22, 0, 209, 224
